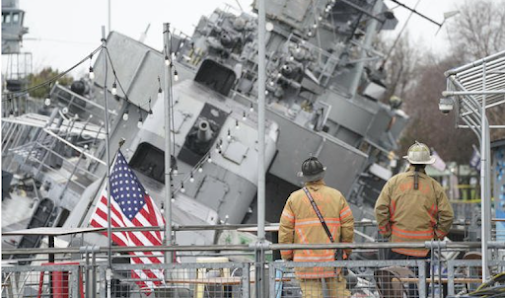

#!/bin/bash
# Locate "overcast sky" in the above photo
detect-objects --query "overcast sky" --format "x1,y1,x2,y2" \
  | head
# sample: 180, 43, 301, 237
7, 0, 463, 78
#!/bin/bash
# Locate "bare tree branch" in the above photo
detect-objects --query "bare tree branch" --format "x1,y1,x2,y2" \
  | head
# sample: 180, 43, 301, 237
448, 0, 505, 60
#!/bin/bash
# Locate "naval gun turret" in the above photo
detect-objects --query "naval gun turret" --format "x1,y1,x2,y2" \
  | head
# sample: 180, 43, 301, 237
179, 103, 227, 167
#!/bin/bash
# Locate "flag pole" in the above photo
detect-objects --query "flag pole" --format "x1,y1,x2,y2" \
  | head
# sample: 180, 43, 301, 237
101, 26, 115, 298
100, 26, 113, 270
162, 23, 174, 271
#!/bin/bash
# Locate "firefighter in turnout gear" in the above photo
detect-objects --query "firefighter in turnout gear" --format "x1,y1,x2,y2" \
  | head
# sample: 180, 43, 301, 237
375, 142, 454, 257
279, 157, 355, 298
375, 142, 454, 296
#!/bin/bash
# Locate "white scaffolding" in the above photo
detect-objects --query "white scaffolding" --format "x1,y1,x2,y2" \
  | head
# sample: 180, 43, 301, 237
441, 50, 505, 282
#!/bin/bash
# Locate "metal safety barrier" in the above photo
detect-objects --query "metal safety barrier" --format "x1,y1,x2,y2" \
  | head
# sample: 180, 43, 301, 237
3, 244, 505, 298
5, 259, 504, 298
2, 263, 82, 298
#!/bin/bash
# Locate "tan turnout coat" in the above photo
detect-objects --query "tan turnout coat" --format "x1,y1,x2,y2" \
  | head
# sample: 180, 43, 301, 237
375, 167, 454, 257
279, 180, 355, 279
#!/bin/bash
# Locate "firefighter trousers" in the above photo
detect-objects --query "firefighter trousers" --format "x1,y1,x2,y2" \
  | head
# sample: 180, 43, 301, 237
299, 275, 350, 298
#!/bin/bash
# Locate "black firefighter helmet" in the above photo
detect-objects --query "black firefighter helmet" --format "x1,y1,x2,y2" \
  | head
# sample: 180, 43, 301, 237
298, 157, 326, 182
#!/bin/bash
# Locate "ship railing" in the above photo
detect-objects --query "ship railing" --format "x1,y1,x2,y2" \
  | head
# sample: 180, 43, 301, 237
31, 141, 100, 182
2, 126, 105, 205
18, 136, 101, 179
49, 83, 118, 123
1, 119, 51, 173
0, 93, 46, 117
2, 98, 107, 197
1, 120, 28, 158
2, 241, 505, 298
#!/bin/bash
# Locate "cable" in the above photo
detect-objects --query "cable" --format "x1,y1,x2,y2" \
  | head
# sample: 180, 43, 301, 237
24, 37, 96, 45
104, 47, 130, 103
474, 272, 505, 292
5, 45, 102, 100
459, 272, 505, 298
104, 47, 155, 110
379, 0, 421, 70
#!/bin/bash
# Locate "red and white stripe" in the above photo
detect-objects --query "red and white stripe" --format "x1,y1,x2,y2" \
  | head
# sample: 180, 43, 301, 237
90, 186, 165, 291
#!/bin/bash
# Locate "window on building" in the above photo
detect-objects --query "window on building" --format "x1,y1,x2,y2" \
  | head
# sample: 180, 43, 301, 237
12, 12, 19, 24
2, 13, 11, 24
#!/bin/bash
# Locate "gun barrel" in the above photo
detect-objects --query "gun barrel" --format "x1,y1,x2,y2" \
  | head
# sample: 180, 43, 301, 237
197, 120, 212, 142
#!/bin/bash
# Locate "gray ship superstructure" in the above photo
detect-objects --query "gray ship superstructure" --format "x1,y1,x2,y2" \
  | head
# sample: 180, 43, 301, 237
1, 0, 28, 55
166, 0, 407, 222
2, 0, 407, 251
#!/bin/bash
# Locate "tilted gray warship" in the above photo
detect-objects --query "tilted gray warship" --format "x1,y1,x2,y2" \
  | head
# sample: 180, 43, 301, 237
2, 0, 407, 251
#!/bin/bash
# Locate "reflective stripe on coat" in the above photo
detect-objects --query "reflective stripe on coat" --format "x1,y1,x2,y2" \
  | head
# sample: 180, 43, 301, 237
278, 180, 355, 279
374, 167, 454, 257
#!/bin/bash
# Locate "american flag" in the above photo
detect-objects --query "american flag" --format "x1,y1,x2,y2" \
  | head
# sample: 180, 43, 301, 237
90, 150, 165, 291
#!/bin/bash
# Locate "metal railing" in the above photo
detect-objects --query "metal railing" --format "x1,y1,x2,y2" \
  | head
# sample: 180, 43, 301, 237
2, 241, 505, 298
